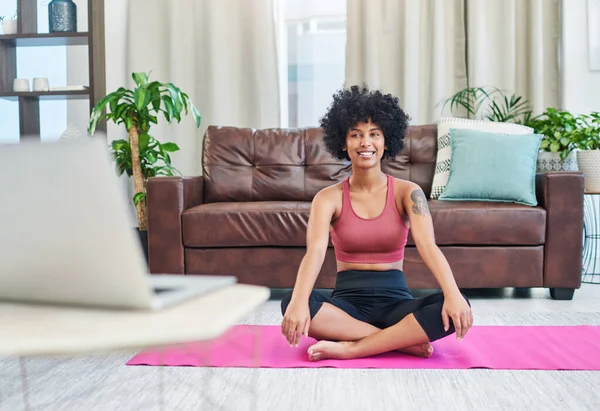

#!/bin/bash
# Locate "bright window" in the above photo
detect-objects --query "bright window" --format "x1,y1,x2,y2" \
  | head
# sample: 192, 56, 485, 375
276, 0, 347, 128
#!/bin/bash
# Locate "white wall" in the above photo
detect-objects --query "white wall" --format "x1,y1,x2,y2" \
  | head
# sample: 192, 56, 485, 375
65, 0, 89, 139
66, 0, 134, 222
100, 0, 134, 221
67, 0, 128, 143
101, 0, 128, 144
561, 0, 600, 113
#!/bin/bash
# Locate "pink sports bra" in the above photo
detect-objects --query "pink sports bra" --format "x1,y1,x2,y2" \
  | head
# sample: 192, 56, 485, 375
330, 174, 409, 264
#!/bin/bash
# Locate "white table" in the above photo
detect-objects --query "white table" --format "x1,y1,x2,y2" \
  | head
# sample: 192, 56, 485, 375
0, 284, 270, 410
0, 283, 269, 356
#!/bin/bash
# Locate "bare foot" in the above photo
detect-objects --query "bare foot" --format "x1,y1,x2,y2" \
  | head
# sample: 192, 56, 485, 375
396, 342, 434, 358
306, 341, 434, 361
307, 340, 355, 361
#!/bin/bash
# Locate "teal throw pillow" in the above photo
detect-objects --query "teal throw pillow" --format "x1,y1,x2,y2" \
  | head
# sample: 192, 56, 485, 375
438, 128, 542, 206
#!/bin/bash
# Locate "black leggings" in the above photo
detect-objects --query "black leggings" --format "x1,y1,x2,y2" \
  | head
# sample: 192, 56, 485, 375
281, 269, 470, 342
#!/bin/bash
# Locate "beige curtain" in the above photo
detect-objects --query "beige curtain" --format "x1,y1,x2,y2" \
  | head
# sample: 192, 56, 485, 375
345, 0, 468, 125
465, 0, 560, 115
126, 0, 280, 175
345, 0, 560, 124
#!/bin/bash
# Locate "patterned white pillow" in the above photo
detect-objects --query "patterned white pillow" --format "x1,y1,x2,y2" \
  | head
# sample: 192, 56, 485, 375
430, 117, 534, 199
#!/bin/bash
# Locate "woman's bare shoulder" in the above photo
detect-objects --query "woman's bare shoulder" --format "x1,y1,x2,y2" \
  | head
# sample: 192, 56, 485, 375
313, 181, 344, 204
391, 177, 426, 216
311, 181, 344, 221
391, 177, 422, 198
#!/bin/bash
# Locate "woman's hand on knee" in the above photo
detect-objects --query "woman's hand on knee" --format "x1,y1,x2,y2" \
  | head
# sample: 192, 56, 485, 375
281, 300, 311, 347
441, 293, 473, 340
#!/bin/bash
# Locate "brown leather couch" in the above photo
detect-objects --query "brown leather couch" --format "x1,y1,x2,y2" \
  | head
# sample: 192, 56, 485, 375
146, 125, 585, 300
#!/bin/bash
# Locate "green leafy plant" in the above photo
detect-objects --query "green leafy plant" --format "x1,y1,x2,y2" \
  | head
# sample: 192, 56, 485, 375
524, 108, 580, 160
0, 11, 15, 23
1, 9, 18, 21
440, 86, 599, 162
88, 72, 201, 230
439, 86, 533, 123
109, 134, 182, 202
572, 112, 600, 151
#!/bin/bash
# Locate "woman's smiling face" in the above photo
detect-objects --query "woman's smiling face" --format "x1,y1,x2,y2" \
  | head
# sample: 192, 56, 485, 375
345, 120, 386, 168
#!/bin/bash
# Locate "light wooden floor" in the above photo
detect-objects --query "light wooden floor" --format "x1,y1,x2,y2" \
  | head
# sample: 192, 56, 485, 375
1, 284, 599, 411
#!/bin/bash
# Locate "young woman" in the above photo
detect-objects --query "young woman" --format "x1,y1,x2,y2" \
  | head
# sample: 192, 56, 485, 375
280, 85, 473, 361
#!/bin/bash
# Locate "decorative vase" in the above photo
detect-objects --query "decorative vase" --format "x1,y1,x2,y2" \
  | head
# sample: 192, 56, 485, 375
2, 19, 17, 35
48, 0, 77, 33
536, 151, 578, 173
577, 150, 600, 193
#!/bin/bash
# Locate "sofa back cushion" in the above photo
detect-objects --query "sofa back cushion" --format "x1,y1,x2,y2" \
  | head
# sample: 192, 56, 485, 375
201, 124, 437, 203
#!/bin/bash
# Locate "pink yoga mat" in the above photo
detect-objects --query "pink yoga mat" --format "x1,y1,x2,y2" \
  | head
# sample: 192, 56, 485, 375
126, 325, 600, 370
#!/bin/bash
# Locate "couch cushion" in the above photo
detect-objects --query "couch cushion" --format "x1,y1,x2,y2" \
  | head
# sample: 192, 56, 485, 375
418, 200, 546, 246
430, 117, 534, 199
201, 127, 351, 204
201, 125, 438, 203
438, 128, 542, 206
182, 201, 312, 247
182, 200, 546, 248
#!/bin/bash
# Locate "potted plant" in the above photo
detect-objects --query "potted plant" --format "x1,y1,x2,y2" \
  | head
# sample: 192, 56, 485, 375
1, 10, 18, 35
439, 86, 533, 123
524, 108, 579, 172
440, 87, 584, 172
573, 111, 600, 192
87, 72, 201, 257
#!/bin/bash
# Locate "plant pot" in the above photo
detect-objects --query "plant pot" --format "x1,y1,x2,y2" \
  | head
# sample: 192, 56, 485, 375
536, 151, 578, 173
136, 228, 149, 262
2, 19, 17, 35
577, 150, 600, 193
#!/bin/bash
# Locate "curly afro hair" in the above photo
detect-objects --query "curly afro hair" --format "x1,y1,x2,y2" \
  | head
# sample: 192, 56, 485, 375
319, 85, 411, 161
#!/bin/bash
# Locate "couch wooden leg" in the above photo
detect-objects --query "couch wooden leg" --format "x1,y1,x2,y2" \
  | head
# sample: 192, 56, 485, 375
549, 287, 575, 300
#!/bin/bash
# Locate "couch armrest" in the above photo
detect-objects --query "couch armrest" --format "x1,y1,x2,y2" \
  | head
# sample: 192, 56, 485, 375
535, 172, 584, 289
147, 176, 204, 274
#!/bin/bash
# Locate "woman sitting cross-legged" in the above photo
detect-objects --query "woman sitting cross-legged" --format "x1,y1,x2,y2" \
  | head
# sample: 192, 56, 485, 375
280, 85, 473, 361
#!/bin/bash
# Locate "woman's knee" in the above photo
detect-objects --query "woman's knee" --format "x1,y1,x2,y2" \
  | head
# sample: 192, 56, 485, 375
280, 290, 294, 316
281, 290, 326, 318
415, 292, 471, 341
280, 290, 323, 316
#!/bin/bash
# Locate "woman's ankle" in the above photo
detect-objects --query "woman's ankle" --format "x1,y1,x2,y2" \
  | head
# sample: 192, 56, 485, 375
342, 340, 360, 359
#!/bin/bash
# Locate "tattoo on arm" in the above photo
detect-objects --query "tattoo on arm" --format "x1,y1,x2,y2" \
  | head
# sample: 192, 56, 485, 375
410, 189, 430, 216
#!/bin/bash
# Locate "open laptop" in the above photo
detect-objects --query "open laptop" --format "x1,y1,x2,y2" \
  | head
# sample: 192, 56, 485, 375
0, 136, 237, 311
